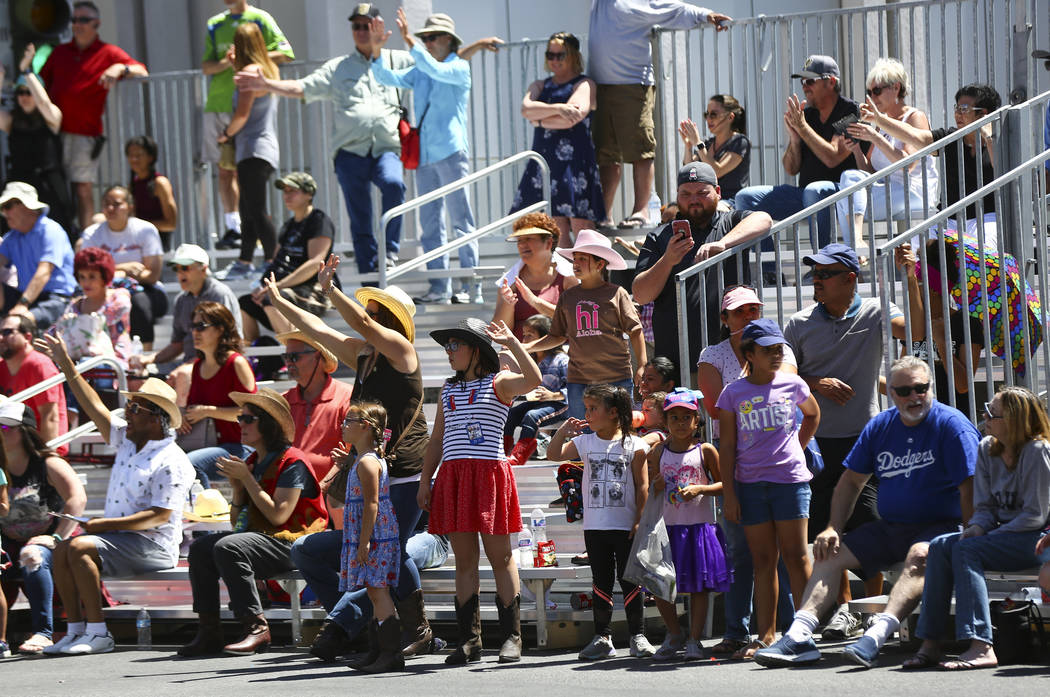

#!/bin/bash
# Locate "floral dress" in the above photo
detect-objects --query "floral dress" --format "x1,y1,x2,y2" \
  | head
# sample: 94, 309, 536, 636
339, 451, 400, 590
511, 74, 605, 222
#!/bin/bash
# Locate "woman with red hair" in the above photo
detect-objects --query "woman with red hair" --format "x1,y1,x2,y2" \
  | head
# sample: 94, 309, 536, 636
57, 247, 133, 366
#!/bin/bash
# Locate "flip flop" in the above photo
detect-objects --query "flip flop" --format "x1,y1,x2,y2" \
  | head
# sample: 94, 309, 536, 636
731, 639, 768, 660
901, 651, 941, 669
18, 632, 53, 654
617, 213, 649, 229
709, 637, 749, 655
939, 658, 997, 671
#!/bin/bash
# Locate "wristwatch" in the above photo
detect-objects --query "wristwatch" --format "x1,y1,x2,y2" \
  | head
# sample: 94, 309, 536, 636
18, 294, 30, 306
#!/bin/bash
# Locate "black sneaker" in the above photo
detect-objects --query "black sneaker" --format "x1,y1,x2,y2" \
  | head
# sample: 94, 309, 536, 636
216, 229, 241, 250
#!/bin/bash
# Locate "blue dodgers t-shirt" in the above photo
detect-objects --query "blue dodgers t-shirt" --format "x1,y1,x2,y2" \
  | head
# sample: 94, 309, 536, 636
844, 400, 979, 523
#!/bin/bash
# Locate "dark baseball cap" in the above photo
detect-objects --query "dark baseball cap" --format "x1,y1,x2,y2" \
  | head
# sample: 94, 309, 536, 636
349, 3, 379, 21
741, 318, 787, 347
802, 243, 861, 274
677, 161, 718, 188
791, 54, 840, 80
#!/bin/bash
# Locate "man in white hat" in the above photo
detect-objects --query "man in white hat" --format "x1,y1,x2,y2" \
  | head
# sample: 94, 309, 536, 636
0, 182, 77, 330
37, 332, 194, 656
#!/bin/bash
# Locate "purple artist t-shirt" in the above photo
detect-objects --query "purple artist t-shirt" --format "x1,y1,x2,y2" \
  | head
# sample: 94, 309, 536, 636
716, 372, 812, 484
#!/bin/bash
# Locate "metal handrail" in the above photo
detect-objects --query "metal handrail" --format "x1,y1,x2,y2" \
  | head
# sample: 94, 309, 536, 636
0, 355, 128, 407
377, 150, 551, 288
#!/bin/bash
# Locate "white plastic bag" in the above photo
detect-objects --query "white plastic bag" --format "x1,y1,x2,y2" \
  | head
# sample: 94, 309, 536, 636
623, 486, 677, 603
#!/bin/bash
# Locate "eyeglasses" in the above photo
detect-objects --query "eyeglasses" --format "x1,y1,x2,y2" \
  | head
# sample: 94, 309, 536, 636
0, 328, 17, 337
190, 321, 213, 332
421, 33, 445, 43
891, 382, 931, 398
342, 416, 366, 427
545, 51, 567, 61
351, 22, 371, 31
126, 401, 161, 416
811, 268, 851, 280
983, 402, 1003, 420
71, 16, 97, 24
954, 103, 986, 115
703, 111, 726, 119
236, 413, 259, 425
282, 349, 317, 364
866, 85, 892, 97
443, 339, 465, 353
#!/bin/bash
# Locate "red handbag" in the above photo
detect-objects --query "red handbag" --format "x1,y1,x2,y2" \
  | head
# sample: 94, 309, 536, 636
398, 105, 427, 170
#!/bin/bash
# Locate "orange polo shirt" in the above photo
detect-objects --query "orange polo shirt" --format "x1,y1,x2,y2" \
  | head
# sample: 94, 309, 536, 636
283, 375, 354, 481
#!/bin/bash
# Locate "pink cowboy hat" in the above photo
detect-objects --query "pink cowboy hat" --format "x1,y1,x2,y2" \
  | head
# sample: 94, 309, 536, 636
555, 229, 627, 271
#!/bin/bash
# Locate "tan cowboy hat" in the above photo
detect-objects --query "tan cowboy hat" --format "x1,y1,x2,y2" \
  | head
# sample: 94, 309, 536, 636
413, 13, 462, 44
231, 388, 296, 443
184, 489, 231, 523
120, 377, 182, 429
354, 285, 417, 343
275, 330, 339, 373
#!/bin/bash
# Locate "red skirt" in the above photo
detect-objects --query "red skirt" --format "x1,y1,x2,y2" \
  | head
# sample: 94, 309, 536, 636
429, 458, 523, 535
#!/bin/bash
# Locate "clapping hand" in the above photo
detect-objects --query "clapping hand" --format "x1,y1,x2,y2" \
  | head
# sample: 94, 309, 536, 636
784, 94, 807, 133
369, 15, 393, 55
678, 119, 702, 150
215, 455, 251, 482
859, 95, 886, 126
497, 279, 517, 306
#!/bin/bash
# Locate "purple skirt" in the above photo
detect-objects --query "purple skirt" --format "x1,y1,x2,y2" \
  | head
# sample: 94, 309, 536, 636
667, 522, 733, 593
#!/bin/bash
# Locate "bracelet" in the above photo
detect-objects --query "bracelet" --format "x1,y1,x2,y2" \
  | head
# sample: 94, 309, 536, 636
51, 533, 62, 542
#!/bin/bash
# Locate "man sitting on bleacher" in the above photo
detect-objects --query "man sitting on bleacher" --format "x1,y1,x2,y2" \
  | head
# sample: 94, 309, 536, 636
0, 312, 68, 450
38, 332, 193, 655
754, 357, 979, 670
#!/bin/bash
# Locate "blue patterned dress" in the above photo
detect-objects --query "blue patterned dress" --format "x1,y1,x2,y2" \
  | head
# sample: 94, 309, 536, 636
511, 74, 606, 222
339, 451, 400, 590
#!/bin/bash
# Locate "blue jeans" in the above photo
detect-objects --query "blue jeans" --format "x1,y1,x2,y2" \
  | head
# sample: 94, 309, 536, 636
405, 532, 450, 571
917, 529, 1044, 644
1, 540, 54, 637
415, 150, 477, 296
735, 181, 839, 250
334, 149, 405, 274
566, 378, 634, 421
720, 513, 795, 640
290, 480, 423, 637
186, 443, 253, 488
504, 400, 567, 440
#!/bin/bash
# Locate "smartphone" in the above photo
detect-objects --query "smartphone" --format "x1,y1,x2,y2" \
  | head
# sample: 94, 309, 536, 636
671, 219, 691, 240
831, 113, 860, 136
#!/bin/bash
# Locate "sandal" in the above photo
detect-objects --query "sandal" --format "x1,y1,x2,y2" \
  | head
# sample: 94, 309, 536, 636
901, 651, 941, 670
731, 639, 768, 660
709, 637, 749, 655
18, 632, 53, 654
939, 658, 997, 671
617, 213, 649, 229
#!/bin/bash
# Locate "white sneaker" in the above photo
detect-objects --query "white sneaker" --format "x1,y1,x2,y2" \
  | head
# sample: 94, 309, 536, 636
578, 634, 617, 660
652, 633, 685, 661
215, 261, 255, 281
683, 639, 704, 660
822, 606, 862, 640
63, 632, 115, 655
451, 290, 470, 304
43, 633, 81, 656
629, 633, 656, 658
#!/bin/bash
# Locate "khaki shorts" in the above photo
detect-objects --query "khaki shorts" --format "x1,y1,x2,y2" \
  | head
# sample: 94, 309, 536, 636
62, 133, 100, 184
592, 84, 656, 165
201, 111, 237, 170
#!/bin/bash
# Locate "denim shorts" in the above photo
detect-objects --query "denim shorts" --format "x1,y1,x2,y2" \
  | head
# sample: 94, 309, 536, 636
736, 480, 811, 526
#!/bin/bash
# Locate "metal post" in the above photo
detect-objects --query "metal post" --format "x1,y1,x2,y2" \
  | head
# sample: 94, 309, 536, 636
652, 27, 667, 202
1010, 0, 1032, 104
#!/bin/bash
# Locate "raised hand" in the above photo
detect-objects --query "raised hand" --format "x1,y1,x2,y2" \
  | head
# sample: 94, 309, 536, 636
262, 272, 282, 302
497, 279, 517, 306
19, 43, 35, 74
485, 319, 515, 346
859, 95, 886, 126
317, 255, 340, 293
369, 15, 393, 56
34, 332, 74, 373
395, 8, 413, 47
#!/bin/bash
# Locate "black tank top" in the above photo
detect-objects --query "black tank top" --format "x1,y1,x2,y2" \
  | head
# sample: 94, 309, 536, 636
353, 350, 428, 478
8, 113, 62, 182
0, 454, 64, 542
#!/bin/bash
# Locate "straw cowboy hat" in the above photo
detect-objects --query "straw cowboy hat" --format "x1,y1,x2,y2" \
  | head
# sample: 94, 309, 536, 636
275, 330, 339, 373
120, 377, 182, 429
555, 229, 628, 271
430, 317, 499, 366
355, 285, 417, 343
231, 388, 296, 443
414, 13, 462, 44
184, 489, 231, 523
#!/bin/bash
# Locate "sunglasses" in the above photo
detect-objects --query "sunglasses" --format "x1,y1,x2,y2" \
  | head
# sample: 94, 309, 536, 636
891, 382, 931, 398
71, 16, 97, 24
703, 111, 726, 119
172, 264, 196, 273
811, 268, 851, 280
282, 349, 317, 364
866, 85, 891, 97
800, 77, 826, 86
545, 51, 567, 61
983, 402, 1002, 420
421, 33, 446, 44
954, 103, 986, 115
0, 328, 17, 337
237, 413, 259, 425
443, 339, 465, 353
14, 89, 31, 97
190, 321, 213, 332
351, 22, 371, 31
126, 401, 161, 416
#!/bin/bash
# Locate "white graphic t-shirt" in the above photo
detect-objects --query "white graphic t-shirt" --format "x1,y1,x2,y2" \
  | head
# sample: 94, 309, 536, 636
572, 432, 648, 531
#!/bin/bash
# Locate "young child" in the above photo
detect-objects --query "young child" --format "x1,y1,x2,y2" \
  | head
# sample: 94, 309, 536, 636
334, 401, 402, 674
526, 230, 646, 421
548, 384, 653, 660
504, 314, 568, 465
635, 390, 668, 447
0, 451, 8, 658
649, 388, 732, 661
716, 319, 820, 659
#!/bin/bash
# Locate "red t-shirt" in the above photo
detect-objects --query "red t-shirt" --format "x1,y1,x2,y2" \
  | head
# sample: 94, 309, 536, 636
40, 39, 144, 137
0, 350, 68, 454
284, 375, 354, 481
186, 352, 254, 445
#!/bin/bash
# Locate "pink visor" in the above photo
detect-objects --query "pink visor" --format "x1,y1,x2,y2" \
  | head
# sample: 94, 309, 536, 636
721, 286, 763, 311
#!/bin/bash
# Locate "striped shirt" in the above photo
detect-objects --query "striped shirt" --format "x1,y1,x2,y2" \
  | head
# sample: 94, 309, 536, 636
441, 374, 510, 462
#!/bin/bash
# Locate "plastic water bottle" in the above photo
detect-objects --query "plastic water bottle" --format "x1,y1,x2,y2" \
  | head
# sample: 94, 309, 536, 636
647, 189, 661, 227
188, 480, 204, 509
530, 508, 547, 545
517, 525, 534, 569
136, 607, 152, 650
130, 335, 143, 373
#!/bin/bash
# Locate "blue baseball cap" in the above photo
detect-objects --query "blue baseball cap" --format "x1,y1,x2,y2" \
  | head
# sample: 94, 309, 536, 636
802, 243, 861, 274
663, 387, 703, 412
741, 318, 787, 347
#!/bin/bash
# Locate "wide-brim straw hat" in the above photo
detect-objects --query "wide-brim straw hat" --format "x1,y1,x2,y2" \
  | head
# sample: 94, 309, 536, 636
184, 488, 231, 523
413, 13, 462, 44
275, 330, 339, 373
231, 388, 296, 443
430, 317, 499, 367
555, 229, 627, 271
120, 377, 182, 429
354, 285, 417, 343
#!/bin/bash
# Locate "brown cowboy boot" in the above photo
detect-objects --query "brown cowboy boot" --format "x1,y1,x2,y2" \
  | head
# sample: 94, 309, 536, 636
496, 594, 522, 663
349, 619, 381, 670
445, 594, 482, 665
359, 615, 405, 674
177, 612, 224, 657
223, 614, 271, 655
397, 589, 435, 657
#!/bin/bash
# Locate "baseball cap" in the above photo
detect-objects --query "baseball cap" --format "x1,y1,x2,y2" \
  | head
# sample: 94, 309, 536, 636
677, 161, 718, 188
349, 3, 379, 21
168, 244, 210, 268
802, 243, 861, 274
275, 171, 317, 196
721, 285, 763, 311
791, 55, 840, 80
741, 318, 787, 347
0, 401, 37, 429
663, 387, 703, 412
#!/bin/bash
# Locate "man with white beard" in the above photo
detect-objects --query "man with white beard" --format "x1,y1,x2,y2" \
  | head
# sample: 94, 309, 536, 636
754, 356, 979, 670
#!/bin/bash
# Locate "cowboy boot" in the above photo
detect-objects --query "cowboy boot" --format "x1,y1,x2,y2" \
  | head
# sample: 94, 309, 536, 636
223, 614, 271, 655
496, 594, 522, 663
445, 594, 482, 665
397, 589, 434, 657
508, 438, 537, 467
503, 434, 514, 456
310, 619, 356, 663
349, 619, 381, 670
360, 615, 405, 674
177, 612, 224, 657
